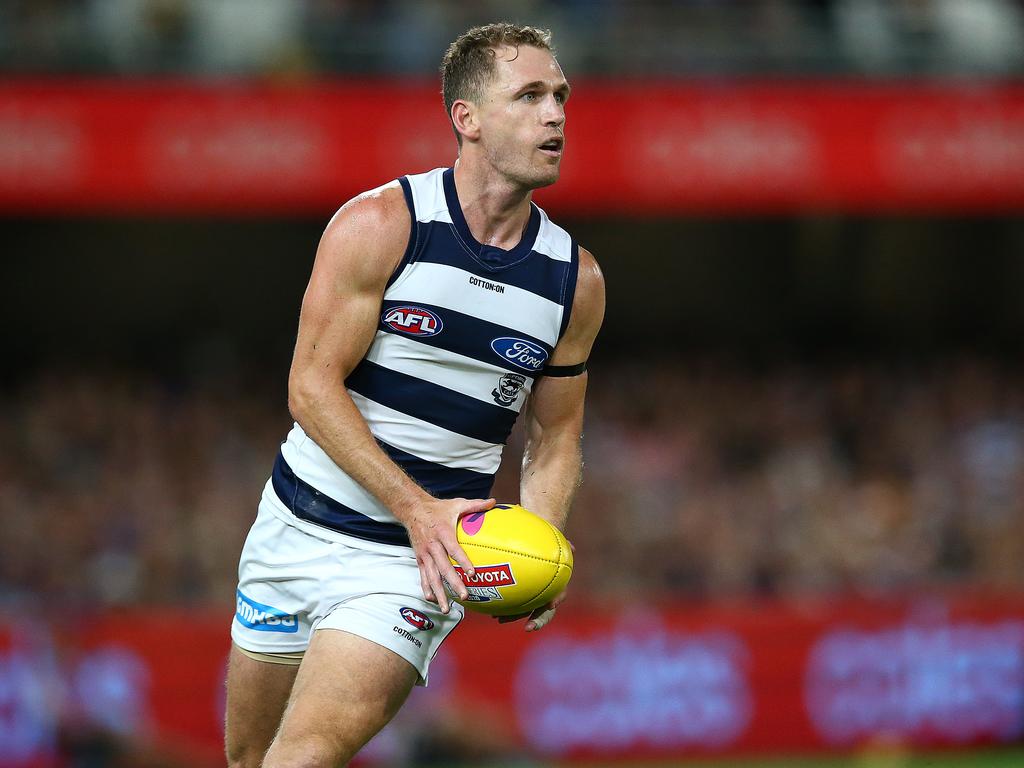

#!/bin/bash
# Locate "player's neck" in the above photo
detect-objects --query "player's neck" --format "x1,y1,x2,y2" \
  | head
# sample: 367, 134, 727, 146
452, 160, 534, 252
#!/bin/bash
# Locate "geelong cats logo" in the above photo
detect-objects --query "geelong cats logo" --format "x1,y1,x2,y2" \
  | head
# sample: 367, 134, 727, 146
492, 372, 527, 406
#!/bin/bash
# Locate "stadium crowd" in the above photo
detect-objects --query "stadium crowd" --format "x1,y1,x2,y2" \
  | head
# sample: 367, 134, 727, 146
4, 359, 1023, 610
3, 0, 1023, 77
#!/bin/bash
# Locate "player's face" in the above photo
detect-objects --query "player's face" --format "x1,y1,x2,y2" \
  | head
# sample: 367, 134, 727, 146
475, 45, 570, 189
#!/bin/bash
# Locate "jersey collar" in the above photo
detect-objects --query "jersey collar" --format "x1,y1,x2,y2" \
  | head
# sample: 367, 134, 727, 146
442, 167, 541, 271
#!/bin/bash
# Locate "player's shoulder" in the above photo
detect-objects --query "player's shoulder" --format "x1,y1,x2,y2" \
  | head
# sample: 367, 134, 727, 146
313, 179, 412, 283
572, 244, 605, 322
551, 239, 604, 358
577, 244, 601, 274
324, 180, 409, 241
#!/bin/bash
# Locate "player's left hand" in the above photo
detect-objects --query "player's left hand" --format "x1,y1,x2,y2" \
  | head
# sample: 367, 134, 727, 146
494, 588, 569, 632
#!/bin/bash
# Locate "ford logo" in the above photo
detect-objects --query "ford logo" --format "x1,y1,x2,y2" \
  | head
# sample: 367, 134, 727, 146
490, 337, 548, 371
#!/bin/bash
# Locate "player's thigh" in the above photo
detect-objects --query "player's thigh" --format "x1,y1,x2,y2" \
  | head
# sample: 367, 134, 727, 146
263, 628, 419, 768
224, 643, 300, 768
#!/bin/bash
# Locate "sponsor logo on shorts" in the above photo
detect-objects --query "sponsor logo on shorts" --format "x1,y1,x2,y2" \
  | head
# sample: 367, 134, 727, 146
235, 590, 299, 633
393, 626, 423, 648
383, 306, 443, 337
452, 563, 516, 602
400, 607, 434, 631
490, 337, 548, 372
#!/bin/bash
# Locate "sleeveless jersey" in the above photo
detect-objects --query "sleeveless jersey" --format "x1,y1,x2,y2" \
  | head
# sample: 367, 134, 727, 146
264, 167, 580, 553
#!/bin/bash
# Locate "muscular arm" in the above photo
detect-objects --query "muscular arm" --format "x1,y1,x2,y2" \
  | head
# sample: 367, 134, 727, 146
287, 183, 491, 612
520, 246, 605, 528
508, 247, 604, 631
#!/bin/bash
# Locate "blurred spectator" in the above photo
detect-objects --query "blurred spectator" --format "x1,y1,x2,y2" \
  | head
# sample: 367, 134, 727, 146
2, 0, 1023, 77
86, 0, 192, 74
832, 0, 901, 72
4, 359, 1024, 610
931, 0, 1024, 73
188, 0, 306, 75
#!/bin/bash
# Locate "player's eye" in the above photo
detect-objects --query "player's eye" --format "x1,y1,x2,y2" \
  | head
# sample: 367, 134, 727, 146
521, 92, 538, 102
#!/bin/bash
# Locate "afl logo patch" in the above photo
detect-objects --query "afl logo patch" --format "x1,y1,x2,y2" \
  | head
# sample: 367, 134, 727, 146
383, 306, 443, 337
491, 337, 548, 371
400, 607, 434, 631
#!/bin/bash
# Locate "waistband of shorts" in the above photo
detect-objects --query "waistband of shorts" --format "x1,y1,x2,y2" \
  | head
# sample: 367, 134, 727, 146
271, 452, 412, 547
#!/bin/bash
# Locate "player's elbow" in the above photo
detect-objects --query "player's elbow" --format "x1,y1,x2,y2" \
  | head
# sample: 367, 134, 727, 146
286, 383, 307, 426
287, 368, 322, 425
526, 414, 584, 451
524, 425, 583, 468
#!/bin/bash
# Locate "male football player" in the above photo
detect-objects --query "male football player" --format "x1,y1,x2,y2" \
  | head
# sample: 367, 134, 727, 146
226, 23, 604, 767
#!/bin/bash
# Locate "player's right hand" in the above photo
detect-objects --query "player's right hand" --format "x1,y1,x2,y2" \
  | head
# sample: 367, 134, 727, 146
493, 540, 573, 631
405, 497, 495, 614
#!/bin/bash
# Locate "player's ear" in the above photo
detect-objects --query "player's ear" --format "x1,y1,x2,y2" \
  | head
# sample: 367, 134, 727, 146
451, 99, 480, 143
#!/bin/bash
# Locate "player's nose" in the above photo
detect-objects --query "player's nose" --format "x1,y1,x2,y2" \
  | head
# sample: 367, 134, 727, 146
542, 95, 565, 127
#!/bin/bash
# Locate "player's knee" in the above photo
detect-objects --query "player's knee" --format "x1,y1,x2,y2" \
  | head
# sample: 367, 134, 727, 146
263, 733, 353, 768
225, 743, 266, 768
225, 720, 277, 768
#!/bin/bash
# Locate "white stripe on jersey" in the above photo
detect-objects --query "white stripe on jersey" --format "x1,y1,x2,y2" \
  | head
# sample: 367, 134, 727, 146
363, 331, 534, 413
349, 391, 503, 474
533, 208, 574, 263
387, 262, 564, 346
408, 168, 451, 224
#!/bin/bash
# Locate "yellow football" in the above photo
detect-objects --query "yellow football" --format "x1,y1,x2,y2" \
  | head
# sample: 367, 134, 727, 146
448, 503, 573, 616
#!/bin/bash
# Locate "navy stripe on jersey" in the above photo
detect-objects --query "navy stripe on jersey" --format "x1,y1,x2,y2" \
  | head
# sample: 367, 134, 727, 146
272, 452, 411, 547
378, 300, 552, 378
385, 176, 421, 290
347, 360, 519, 445
559, 238, 581, 339
378, 440, 495, 499
413, 220, 571, 305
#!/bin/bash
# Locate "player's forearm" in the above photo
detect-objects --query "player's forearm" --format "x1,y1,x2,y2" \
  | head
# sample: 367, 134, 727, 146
288, 376, 430, 517
519, 431, 583, 531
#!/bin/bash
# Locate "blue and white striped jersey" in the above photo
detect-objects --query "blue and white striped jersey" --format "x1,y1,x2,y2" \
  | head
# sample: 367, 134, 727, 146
263, 167, 580, 553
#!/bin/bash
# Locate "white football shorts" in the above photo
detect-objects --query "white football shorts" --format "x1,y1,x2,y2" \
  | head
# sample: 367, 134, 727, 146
231, 493, 464, 685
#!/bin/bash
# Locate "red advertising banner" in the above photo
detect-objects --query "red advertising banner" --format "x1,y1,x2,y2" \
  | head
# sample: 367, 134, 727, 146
0, 80, 1022, 215
1, 594, 1023, 766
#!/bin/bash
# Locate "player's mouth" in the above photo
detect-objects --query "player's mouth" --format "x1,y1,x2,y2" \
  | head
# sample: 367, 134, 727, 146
537, 137, 564, 158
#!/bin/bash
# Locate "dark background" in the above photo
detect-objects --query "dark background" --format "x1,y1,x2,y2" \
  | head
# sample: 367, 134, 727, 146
7, 215, 1024, 384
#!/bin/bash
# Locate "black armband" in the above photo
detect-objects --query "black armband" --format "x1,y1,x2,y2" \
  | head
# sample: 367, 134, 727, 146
541, 361, 588, 377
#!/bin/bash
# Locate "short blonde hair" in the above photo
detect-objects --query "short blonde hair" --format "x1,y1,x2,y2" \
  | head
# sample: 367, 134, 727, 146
440, 23, 554, 143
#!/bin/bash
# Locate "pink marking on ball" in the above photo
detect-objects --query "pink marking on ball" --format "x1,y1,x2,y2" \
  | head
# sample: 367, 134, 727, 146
461, 512, 486, 536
